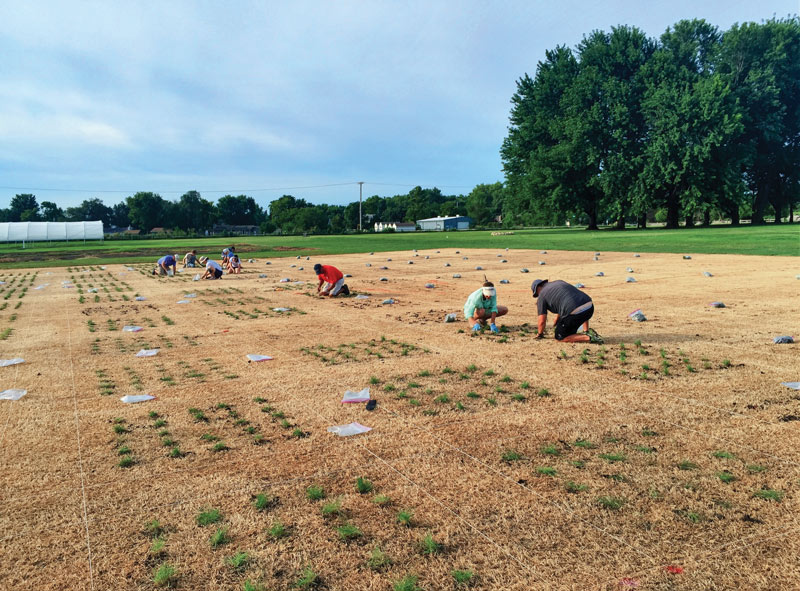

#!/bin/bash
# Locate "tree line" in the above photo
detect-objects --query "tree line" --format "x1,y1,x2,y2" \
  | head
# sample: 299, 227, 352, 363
501, 17, 800, 229
0, 187, 476, 235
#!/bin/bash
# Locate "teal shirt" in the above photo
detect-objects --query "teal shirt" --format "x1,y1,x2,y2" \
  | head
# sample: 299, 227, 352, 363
463, 288, 498, 319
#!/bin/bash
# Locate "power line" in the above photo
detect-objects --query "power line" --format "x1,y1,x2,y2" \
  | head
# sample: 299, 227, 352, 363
0, 181, 360, 195
0, 179, 478, 195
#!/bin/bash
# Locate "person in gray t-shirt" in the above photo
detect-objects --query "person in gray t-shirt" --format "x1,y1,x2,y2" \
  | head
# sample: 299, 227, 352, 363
531, 279, 603, 343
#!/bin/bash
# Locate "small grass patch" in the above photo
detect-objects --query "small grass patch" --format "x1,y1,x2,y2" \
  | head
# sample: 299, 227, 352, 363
541, 444, 560, 456
226, 551, 249, 571
253, 493, 274, 511
420, 532, 442, 555
753, 488, 783, 502
372, 494, 392, 506
152, 562, 177, 587
268, 519, 288, 539
501, 450, 523, 462
717, 471, 736, 483
306, 485, 326, 501
598, 453, 626, 463
196, 509, 222, 527
678, 460, 698, 471
336, 523, 362, 541
565, 481, 588, 493
712, 450, 736, 459
367, 546, 392, 570
118, 455, 134, 468
292, 566, 319, 590
321, 498, 343, 517
210, 527, 230, 548
393, 575, 420, 591
356, 476, 374, 494
536, 466, 557, 476
596, 496, 625, 510
396, 509, 414, 526
452, 570, 474, 585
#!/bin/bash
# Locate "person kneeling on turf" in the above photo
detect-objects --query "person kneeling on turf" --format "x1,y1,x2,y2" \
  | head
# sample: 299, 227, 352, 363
199, 256, 224, 280
463, 281, 507, 333
314, 263, 349, 296
531, 279, 602, 343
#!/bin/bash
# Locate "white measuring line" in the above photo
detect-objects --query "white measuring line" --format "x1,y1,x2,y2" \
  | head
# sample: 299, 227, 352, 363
64, 280, 95, 591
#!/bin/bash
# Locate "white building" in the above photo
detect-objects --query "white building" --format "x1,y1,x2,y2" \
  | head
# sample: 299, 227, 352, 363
374, 221, 417, 232
415, 216, 472, 231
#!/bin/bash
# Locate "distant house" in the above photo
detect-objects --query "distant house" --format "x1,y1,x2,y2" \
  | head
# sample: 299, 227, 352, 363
212, 224, 260, 235
416, 216, 472, 231
150, 227, 167, 234
374, 221, 416, 232
123, 229, 141, 236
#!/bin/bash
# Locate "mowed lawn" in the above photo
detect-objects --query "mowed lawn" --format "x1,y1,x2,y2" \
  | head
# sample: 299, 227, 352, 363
0, 224, 797, 268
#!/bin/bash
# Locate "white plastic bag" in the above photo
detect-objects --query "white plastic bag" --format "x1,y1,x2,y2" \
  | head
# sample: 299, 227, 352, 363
342, 388, 371, 403
444, 313, 457, 323
120, 394, 155, 403
246, 354, 273, 362
123, 326, 143, 332
135, 349, 159, 357
135, 296, 146, 301
781, 382, 800, 390
0, 389, 27, 401
327, 422, 372, 437
193, 274, 201, 281
272, 307, 291, 312
176, 300, 191, 304
0, 358, 25, 367
629, 309, 647, 322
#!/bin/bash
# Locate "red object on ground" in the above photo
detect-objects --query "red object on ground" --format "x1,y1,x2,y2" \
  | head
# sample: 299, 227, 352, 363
665, 565, 684, 574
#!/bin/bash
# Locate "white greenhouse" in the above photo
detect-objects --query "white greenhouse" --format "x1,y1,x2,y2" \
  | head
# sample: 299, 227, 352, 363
0, 221, 104, 242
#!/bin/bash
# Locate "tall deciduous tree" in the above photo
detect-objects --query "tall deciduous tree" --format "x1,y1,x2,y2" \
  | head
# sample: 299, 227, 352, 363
9, 194, 40, 222
216, 195, 264, 225
126, 192, 168, 233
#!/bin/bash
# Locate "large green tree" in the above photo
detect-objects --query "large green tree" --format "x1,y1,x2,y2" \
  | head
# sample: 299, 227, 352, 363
216, 195, 264, 226
126, 192, 168, 233
175, 191, 216, 232
8, 194, 40, 222
717, 17, 800, 224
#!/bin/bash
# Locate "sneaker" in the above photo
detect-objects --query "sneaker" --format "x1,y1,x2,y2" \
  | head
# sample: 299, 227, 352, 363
586, 328, 604, 344
341, 284, 350, 296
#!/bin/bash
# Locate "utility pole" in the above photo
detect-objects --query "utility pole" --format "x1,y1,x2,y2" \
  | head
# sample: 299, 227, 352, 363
358, 181, 364, 232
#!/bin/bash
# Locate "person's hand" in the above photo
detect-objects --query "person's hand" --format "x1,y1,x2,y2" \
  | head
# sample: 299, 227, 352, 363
471, 323, 481, 332
490, 323, 499, 334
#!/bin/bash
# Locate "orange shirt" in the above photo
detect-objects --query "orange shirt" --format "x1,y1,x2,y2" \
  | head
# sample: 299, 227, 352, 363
317, 265, 343, 284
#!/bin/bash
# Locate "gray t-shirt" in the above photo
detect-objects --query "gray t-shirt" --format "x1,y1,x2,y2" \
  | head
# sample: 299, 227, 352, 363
537, 280, 592, 317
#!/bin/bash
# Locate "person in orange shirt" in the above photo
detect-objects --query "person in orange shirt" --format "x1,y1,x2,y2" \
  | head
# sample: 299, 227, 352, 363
314, 263, 349, 296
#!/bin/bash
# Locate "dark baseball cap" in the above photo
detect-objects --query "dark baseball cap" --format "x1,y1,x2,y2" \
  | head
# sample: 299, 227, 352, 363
313, 263, 322, 273
531, 279, 548, 297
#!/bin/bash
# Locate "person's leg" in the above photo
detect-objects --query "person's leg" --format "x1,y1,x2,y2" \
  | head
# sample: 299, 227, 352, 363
555, 309, 593, 342
329, 278, 345, 296
496, 305, 508, 317
469, 308, 486, 328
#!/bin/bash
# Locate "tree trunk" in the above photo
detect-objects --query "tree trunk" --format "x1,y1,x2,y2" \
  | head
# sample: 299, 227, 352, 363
637, 213, 647, 229
665, 188, 680, 229
685, 215, 695, 228
789, 201, 794, 224
702, 209, 711, 226
616, 214, 625, 230
752, 182, 767, 225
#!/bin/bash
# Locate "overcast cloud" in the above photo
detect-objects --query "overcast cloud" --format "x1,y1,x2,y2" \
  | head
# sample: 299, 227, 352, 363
0, 0, 796, 208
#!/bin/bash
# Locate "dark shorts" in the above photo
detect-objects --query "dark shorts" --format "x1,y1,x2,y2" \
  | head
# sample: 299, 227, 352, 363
554, 306, 594, 340
213, 268, 223, 279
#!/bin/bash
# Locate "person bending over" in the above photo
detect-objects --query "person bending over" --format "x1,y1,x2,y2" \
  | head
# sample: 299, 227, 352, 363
314, 263, 349, 296
155, 254, 178, 276
199, 256, 224, 280
183, 250, 198, 268
463, 281, 507, 333
531, 279, 602, 343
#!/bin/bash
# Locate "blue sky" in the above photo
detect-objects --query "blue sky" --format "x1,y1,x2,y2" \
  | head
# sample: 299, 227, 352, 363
0, 0, 796, 210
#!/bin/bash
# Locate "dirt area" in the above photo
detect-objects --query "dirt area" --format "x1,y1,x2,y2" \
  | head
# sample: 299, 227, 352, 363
0, 248, 798, 590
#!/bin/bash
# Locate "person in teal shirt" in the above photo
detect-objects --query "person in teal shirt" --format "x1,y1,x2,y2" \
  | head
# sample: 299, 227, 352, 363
463, 281, 508, 333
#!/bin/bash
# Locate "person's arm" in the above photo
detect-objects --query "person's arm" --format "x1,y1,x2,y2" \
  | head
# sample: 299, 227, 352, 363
317, 277, 324, 292
552, 314, 560, 328
537, 313, 547, 337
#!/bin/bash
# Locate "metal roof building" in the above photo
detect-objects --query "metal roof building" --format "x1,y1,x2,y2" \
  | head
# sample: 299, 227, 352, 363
415, 216, 472, 231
